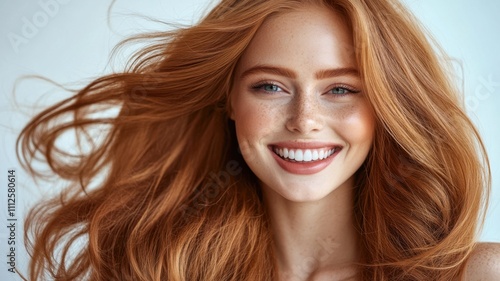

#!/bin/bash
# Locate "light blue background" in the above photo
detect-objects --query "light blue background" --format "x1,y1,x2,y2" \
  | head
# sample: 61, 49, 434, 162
0, 0, 499, 280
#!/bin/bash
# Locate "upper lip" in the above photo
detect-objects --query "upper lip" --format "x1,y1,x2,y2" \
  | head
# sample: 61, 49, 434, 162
269, 141, 342, 150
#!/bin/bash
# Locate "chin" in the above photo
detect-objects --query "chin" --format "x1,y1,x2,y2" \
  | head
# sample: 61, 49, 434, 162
262, 179, 346, 203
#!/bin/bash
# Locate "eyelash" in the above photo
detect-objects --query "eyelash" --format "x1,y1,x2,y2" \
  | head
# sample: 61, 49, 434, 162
251, 81, 283, 93
250, 81, 360, 96
327, 84, 361, 96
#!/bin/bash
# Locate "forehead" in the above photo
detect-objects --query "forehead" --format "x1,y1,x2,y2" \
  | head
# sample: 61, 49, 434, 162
236, 5, 356, 74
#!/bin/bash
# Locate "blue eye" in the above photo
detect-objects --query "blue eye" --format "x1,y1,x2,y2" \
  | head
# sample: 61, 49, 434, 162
328, 86, 359, 96
263, 84, 280, 91
252, 83, 283, 93
331, 87, 349, 95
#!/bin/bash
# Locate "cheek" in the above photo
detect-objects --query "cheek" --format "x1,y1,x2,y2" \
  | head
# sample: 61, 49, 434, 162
333, 102, 375, 144
231, 96, 283, 165
232, 97, 281, 141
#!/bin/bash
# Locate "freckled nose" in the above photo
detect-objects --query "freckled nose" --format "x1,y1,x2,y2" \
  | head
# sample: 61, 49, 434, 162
285, 95, 324, 134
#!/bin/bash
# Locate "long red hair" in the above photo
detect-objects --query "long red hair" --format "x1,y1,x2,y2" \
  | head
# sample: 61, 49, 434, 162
18, 0, 490, 280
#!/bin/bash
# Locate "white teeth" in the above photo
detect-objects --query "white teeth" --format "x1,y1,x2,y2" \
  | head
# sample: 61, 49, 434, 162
273, 147, 338, 162
303, 150, 312, 161
319, 150, 325, 159
312, 150, 319, 160
295, 150, 303, 161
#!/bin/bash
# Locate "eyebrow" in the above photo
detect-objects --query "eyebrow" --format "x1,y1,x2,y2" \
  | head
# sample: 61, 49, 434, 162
239, 64, 359, 80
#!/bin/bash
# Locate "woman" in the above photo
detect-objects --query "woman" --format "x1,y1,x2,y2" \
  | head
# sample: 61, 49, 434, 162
17, 0, 499, 280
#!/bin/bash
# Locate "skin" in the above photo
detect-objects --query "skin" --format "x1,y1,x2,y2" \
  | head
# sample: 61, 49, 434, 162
229, 4, 500, 281
230, 5, 374, 280
464, 243, 500, 281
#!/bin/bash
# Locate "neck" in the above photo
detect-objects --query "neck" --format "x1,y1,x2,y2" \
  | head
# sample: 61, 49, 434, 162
262, 177, 360, 280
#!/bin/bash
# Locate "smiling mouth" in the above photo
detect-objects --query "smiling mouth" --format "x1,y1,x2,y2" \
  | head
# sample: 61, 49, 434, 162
271, 146, 341, 162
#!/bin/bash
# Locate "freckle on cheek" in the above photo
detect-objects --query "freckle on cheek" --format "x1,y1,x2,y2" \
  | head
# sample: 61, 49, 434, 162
342, 104, 357, 120
329, 104, 355, 120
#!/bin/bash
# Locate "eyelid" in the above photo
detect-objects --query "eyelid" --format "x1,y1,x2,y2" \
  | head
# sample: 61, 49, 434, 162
249, 81, 360, 95
250, 80, 286, 93
326, 84, 361, 95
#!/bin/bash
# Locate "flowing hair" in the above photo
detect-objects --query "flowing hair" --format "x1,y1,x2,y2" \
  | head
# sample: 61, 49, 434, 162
17, 0, 490, 280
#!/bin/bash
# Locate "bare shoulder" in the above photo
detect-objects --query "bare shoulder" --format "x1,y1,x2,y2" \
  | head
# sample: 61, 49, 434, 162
463, 242, 500, 281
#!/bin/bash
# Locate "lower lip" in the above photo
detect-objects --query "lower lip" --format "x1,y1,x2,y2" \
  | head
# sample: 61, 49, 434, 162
269, 147, 339, 175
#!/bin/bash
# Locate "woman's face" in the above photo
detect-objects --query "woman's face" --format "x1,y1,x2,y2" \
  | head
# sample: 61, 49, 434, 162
230, 5, 375, 202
